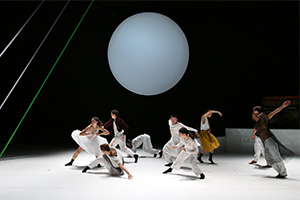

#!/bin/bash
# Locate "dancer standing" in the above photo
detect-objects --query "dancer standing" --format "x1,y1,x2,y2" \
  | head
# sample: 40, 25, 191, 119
163, 114, 198, 166
82, 144, 133, 179
163, 127, 205, 179
249, 107, 271, 167
126, 133, 162, 158
252, 100, 294, 178
104, 109, 138, 163
197, 110, 222, 164
65, 117, 109, 166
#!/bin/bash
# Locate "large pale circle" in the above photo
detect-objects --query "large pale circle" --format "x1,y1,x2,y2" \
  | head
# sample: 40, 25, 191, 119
107, 12, 189, 96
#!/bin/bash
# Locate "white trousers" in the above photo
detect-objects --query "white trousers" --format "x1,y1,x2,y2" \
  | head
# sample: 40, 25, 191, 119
253, 136, 265, 162
272, 161, 287, 176
163, 139, 181, 163
111, 136, 135, 157
172, 151, 202, 175
132, 134, 160, 154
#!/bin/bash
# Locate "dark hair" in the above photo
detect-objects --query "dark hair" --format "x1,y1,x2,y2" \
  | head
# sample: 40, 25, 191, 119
170, 113, 178, 118
111, 109, 119, 117
179, 127, 197, 140
100, 144, 110, 151
252, 106, 262, 113
93, 116, 103, 126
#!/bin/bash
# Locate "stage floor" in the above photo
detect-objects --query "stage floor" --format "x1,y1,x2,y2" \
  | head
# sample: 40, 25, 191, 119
0, 146, 299, 200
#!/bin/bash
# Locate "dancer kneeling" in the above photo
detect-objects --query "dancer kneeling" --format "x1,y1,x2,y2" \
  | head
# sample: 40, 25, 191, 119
82, 144, 133, 179
163, 127, 205, 179
126, 133, 162, 158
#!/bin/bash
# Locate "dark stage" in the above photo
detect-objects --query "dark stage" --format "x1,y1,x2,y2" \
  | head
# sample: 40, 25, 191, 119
0, 1, 299, 199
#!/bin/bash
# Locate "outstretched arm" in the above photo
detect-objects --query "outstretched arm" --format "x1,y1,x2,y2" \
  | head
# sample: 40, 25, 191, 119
118, 163, 133, 179
268, 100, 291, 120
109, 138, 116, 147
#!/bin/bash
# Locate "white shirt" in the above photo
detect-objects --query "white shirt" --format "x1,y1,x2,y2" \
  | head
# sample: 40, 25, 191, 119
200, 117, 210, 130
113, 121, 124, 139
168, 120, 198, 144
175, 137, 200, 155
108, 148, 123, 168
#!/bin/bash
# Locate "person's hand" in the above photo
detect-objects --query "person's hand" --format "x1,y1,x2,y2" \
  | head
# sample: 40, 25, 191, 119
283, 100, 291, 107
128, 174, 133, 180
181, 147, 186, 152
195, 132, 199, 137
121, 135, 125, 141
252, 134, 255, 140
170, 146, 177, 149
218, 112, 223, 117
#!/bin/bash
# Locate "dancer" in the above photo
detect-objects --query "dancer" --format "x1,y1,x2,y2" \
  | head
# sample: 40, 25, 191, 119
252, 100, 294, 178
82, 144, 133, 179
197, 110, 222, 164
126, 133, 162, 158
65, 117, 109, 166
163, 127, 205, 179
249, 107, 271, 167
163, 114, 198, 166
103, 109, 138, 163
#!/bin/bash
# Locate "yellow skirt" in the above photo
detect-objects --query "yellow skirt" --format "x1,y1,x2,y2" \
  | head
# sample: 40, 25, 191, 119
199, 130, 220, 152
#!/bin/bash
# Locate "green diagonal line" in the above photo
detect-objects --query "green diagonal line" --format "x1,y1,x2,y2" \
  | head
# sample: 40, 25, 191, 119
0, 0, 94, 158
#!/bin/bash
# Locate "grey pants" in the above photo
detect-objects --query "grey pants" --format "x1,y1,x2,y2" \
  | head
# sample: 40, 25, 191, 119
89, 155, 124, 176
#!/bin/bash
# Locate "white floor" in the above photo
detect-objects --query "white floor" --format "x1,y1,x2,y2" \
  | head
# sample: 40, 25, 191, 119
0, 148, 300, 200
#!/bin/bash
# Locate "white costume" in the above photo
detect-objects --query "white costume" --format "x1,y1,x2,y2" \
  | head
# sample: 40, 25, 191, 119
163, 120, 198, 163
71, 127, 108, 157
131, 133, 160, 155
201, 117, 210, 130
110, 120, 135, 157
88, 148, 124, 175
253, 136, 266, 162
172, 136, 202, 175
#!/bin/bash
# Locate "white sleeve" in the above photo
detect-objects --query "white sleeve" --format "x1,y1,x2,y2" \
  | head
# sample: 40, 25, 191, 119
181, 123, 198, 132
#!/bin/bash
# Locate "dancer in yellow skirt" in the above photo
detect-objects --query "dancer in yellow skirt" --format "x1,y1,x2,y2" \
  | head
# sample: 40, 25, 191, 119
197, 110, 222, 164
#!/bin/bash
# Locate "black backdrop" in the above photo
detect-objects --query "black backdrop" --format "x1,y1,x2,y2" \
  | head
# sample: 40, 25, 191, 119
0, 1, 298, 151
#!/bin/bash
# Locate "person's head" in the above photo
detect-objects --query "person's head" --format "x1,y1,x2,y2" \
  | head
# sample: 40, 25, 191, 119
100, 144, 110, 154
179, 127, 196, 140
126, 139, 133, 148
170, 113, 178, 125
111, 109, 119, 120
252, 106, 262, 122
252, 110, 261, 122
252, 106, 262, 113
92, 117, 103, 127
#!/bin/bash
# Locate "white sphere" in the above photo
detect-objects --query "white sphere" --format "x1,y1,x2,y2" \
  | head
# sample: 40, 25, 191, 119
107, 12, 189, 96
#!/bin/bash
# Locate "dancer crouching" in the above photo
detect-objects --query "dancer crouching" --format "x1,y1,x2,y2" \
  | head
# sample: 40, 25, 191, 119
163, 127, 205, 179
82, 144, 133, 179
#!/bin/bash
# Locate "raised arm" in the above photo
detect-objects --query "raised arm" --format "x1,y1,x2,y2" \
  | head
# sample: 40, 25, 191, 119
268, 100, 291, 120
202, 110, 222, 123
97, 127, 110, 136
